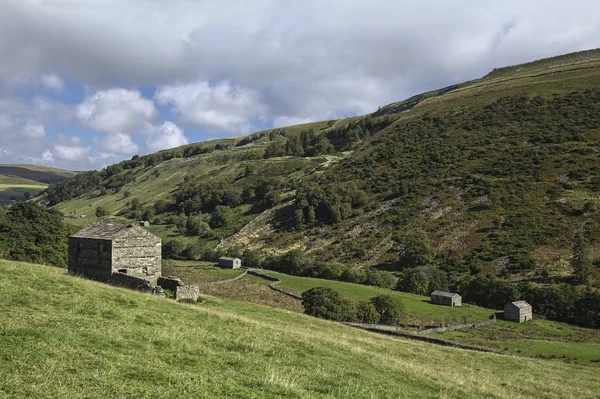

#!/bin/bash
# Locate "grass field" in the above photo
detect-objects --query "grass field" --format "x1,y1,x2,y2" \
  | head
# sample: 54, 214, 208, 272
263, 271, 493, 325
2, 260, 600, 398
0, 183, 47, 202
162, 260, 245, 283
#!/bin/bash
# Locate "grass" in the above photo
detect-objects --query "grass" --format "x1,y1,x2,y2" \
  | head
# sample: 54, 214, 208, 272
162, 260, 245, 283
2, 259, 600, 398
0, 183, 48, 202
263, 271, 492, 325
428, 318, 600, 366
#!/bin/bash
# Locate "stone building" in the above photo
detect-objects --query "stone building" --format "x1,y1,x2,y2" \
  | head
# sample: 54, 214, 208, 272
504, 301, 533, 322
431, 290, 462, 307
218, 256, 242, 269
68, 222, 161, 282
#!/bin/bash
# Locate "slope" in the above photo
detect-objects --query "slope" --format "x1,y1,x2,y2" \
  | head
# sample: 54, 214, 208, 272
44, 49, 600, 282
0, 164, 77, 203
1, 259, 599, 399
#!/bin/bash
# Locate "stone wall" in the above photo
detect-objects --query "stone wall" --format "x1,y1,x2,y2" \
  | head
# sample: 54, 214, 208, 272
111, 227, 161, 282
175, 285, 200, 301
157, 276, 184, 291
109, 272, 155, 293
417, 316, 496, 335
68, 237, 112, 279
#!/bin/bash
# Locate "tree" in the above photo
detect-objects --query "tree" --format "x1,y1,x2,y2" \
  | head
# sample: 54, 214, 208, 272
95, 206, 109, 217
370, 295, 406, 325
23, 192, 31, 199
154, 199, 168, 213
130, 197, 142, 211
162, 239, 186, 259
301, 287, 357, 322
210, 205, 233, 228
0, 202, 76, 268
242, 249, 262, 268
397, 230, 436, 268
186, 216, 211, 237
572, 233, 593, 285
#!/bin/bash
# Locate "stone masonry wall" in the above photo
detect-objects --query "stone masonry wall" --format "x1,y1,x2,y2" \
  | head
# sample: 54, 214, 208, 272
175, 285, 200, 301
112, 227, 161, 282
68, 237, 112, 279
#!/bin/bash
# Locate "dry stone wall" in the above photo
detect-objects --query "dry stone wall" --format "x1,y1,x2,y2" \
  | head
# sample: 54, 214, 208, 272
175, 285, 200, 301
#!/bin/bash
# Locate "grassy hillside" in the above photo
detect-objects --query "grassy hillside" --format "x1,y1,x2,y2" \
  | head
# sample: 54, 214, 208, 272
2, 260, 600, 398
0, 164, 77, 203
43, 50, 600, 299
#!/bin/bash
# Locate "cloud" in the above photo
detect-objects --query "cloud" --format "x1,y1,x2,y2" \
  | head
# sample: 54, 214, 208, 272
146, 121, 188, 152
77, 88, 157, 135
155, 80, 266, 133
52, 135, 91, 163
0, 0, 599, 170
41, 74, 64, 91
102, 133, 139, 155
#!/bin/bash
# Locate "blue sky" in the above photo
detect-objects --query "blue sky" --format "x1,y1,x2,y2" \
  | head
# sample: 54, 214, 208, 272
0, 0, 599, 170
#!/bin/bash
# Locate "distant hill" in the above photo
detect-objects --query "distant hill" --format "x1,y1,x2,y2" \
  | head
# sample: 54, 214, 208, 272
0, 164, 77, 203
0, 164, 77, 185
43, 49, 600, 288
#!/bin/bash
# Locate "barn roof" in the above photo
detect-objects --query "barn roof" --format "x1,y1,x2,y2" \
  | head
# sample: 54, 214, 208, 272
219, 256, 240, 261
507, 300, 531, 309
431, 290, 460, 298
70, 222, 135, 240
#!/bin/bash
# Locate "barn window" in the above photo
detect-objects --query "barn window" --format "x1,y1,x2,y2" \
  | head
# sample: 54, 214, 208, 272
118, 268, 128, 274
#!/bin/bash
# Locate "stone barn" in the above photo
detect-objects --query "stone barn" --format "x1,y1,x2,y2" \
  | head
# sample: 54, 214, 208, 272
68, 222, 161, 282
504, 301, 533, 322
431, 291, 462, 307
218, 256, 242, 269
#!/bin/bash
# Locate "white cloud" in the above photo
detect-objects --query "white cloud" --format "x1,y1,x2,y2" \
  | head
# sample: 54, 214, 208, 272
102, 133, 139, 155
41, 74, 64, 91
146, 121, 188, 152
155, 80, 266, 133
77, 88, 157, 135
52, 135, 91, 163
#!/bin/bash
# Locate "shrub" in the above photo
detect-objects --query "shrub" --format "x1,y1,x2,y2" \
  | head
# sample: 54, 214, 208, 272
301, 287, 356, 322
95, 206, 109, 217
162, 239, 186, 259
356, 301, 380, 324
370, 295, 406, 326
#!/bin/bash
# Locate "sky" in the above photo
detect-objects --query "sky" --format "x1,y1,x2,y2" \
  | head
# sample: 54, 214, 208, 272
0, 0, 599, 171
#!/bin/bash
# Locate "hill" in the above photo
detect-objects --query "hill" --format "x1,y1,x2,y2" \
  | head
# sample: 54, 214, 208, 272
42, 50, 600, 297
0, 164, 77, 203
1, 259, 599, 398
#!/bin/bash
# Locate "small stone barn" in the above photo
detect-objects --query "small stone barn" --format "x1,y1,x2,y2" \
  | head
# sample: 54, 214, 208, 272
68, 222, 161, 282
218, 256, 242, 269
504, 301, 533, 323
431, 290, 462, 307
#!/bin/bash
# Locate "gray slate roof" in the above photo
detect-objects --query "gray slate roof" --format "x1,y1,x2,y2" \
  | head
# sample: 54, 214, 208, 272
219, 256, 241, 261
507, 300, 531, 309
70, 222, 134, 240
431, 290, 460, 298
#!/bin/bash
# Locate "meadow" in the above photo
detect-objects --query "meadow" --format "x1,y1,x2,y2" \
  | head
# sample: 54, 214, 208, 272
1, 259, 600, 399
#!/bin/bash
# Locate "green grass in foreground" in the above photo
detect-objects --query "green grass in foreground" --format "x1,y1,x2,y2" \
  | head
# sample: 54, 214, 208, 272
1, 260, 600, 398
263, 271, 492, 325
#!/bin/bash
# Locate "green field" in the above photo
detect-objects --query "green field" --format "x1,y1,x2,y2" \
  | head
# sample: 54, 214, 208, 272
162, 259, 245, 283
2, 260, 600, 398
263, 271, 493, 324
0, 183, 47, 202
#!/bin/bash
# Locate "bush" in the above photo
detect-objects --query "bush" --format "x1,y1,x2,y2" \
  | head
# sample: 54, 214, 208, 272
95, 206, 109, 217
162, 239, 186, 259
301, 287, 356, 322
370, 295, 406, 326
356, 301, 380, 323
